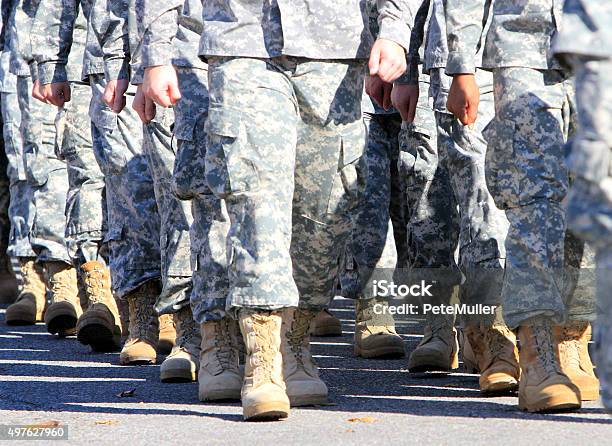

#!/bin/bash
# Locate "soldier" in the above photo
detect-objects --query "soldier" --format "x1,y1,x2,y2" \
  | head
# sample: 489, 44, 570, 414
30, 0, 175, 363
3, 0, 79, 337
552, 0, 612, 414
445, 0, 597, 412
144, 0, 411, 421
29, 3, 120, 352
91, 0, 204, 382
392, 0, 519, 393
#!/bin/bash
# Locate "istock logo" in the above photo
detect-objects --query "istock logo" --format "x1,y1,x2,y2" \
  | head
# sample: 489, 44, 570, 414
372, 280, 434, 298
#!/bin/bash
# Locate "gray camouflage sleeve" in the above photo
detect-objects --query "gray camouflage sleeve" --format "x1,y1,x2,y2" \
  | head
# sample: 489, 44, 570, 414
91, 0, 131, 81
445, 0, 486, 74
31, 0, 78, 84
396, 0, 430, 85
141, 2, 181, 68
376, 0, 414, 51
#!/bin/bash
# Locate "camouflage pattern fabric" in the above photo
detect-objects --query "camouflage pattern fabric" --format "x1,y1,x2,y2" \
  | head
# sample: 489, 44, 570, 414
205, 56, 367, 314
16, 75, 70, 264
89, 74, 161, 298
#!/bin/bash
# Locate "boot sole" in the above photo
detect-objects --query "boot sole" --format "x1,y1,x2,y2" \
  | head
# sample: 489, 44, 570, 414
518, 394, 581, 413
161, 368, 197, 383
243, 401, 290, 421
157, 340, 175, 356
199, 389, 242, 402
289, 394, 328, 407
311, 326, 342, 337
354, 345, 406, 359
578, 388, 600, 401
120, 356, 157, 365
77, 320, 121, 352
481, 379, 519, 395
45, 314, 77, 336
5, 314, 36, 325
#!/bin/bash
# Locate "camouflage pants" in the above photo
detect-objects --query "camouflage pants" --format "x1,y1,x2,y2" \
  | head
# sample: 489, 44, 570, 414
431, 69, 508, 322
16, 75, 70, 264
0, 107, 10, 274
399, 76, 460, 306
487, 68, 594, 328
564, 57, 612, 411
173, 68, 231, 323
2, 89, 35, 261
142, 101, 193, 315
206, 56, 366, 313
340, 112, 402, 301
58, 82, 106, 266
89, 75, 161, 298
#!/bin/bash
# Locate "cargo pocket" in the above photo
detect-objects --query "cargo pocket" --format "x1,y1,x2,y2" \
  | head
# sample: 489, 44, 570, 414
172, 111, 209, 200
484, 118, 519, 210
204, 105, 259, 198
399, 122, 437, 188
326, 120, 367, 215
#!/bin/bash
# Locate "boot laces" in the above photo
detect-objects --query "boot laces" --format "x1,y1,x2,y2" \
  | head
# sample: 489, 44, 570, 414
559, 325, 582, 370
251, 314, 277, 382
176, 310, 200, 353
83, 268, 106, 305
488, 326, 511, 361
213, 318, 236, 371
130, 296, 154, 340
286, 310, 313, 368
532, 324, 562, 375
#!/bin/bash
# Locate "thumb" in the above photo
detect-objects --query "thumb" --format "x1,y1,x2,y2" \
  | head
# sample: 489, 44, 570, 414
103, 84, 115, 108
113, 93, 126, 114
63, 84, 72, 103
168, 80, 181, 105
368, 45, 381, 76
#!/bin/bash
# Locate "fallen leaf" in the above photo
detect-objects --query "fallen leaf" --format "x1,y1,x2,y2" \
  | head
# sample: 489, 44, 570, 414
28, 421, 61, 428
116, 388, 136, 398
347, 417, 378, 423
95, 420, 118, 426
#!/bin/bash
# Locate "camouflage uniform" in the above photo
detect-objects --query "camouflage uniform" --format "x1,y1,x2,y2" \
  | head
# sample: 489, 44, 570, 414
552, 0, 612, 412
31, 3, 107, 268
405, 0, 508, 323
34, 0, 161, 298
200, 1, 410, 314
91, 0, 198, 314
445, 0, 595, 328
9, 0, 71, 265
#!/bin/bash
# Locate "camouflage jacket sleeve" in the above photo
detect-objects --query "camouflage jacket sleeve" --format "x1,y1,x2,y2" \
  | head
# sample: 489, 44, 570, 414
140, 2, 181, 68
396, 0, 430, 85
445, 0, 487, 74
31, 0, 79, 84
377, 0, 415, 51
90, 0, 130, 80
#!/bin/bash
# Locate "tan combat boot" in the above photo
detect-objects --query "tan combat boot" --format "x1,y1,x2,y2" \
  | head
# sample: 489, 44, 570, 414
43, 262, 82, 336
160, 306, 201, 382
119, 280, 160, 365
408, 313, 458, 372
158, 313, 176, 355
281, 308, 328, 406
198, 317, 242, 400
311, 308, 342, 337
239, 309, 290, 421
76, 261, 122, 352
5, 258, 46, 325
354, 298, 405, 358
517, 319, 581, 412
554, 322, 600, 401
0, 262, 19, 304
462, 324, 520, 394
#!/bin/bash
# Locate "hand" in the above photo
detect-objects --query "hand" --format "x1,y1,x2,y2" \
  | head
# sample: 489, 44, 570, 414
31, 80, 48, 103
368, 38, 407, 83
391, 83, 419, 122
365, 75, 393, 110
133, 84, 157, 123
103, 79, 129, 113
142, 65, 181, 107
40, 82, 72, 107
447, 74, 480, 126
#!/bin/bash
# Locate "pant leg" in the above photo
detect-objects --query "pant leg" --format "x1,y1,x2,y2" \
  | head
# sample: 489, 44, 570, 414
290, 59, 367, 310
89, 75, 161, 298
400, 76, 460, 305
17, 75, 70, 264
488, 68, 572, 328
433, 68, 508, 325
344, 113, 398, 300
142, 100, 193, 315
205, 56, 299, 313
174, 68, 231, 323
60, 82, 106, 267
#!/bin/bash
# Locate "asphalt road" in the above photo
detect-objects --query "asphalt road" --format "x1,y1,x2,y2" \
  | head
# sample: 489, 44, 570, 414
0, 298, 610, 446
